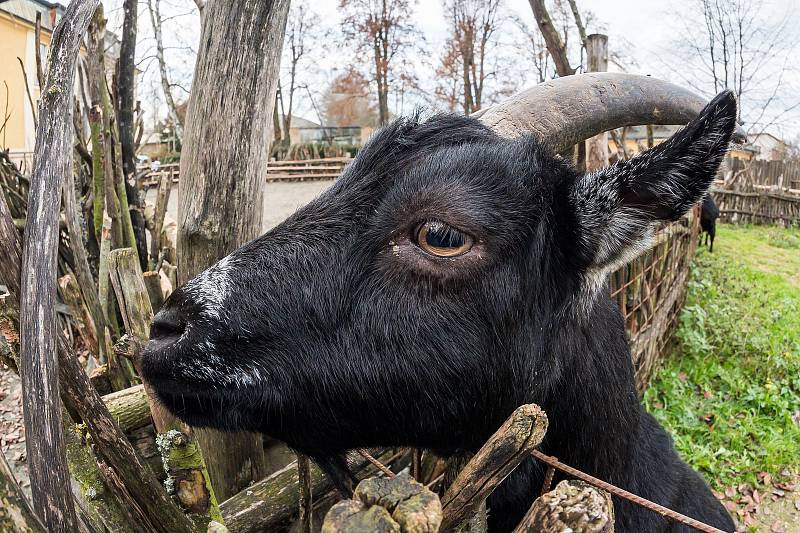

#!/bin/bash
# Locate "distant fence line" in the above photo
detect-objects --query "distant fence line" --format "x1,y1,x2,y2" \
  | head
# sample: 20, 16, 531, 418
139, 157, 351, 188
711, 157, 800, 227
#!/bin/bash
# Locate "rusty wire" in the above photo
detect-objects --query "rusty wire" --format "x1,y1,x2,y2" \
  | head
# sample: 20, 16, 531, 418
531, 450, 728, 533
353, 449, 728, 533
356, 448, 396, 479
540, 463, 556, 496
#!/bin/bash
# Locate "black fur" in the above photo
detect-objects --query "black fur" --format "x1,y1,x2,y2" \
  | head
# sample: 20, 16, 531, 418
140, 91, 739, 532
701, 195, 720, 252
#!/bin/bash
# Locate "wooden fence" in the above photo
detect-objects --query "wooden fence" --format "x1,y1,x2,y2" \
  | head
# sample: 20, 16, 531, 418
711, 158, 800, 227
724, 157, 800, 191
140, 158, 352, 188
265, 157, 351, 181
711, 188, 800, 227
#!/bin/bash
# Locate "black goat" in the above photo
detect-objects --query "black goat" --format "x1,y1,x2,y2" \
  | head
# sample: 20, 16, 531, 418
141, 82, 737, 532
701, 195, 720, 252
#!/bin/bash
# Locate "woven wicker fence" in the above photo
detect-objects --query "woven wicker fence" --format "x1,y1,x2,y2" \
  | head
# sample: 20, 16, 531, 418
609, 211, 700, 392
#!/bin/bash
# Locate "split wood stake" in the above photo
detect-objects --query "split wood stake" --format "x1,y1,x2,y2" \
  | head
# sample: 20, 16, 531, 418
439, 404, 548, 532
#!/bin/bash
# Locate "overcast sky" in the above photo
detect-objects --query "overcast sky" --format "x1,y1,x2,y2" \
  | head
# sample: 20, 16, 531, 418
86, 0, 799, 140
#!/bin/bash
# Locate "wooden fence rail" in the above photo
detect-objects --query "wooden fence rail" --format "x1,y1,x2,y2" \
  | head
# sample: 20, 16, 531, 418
711, 188, 800, 227
139, 158, 352, 188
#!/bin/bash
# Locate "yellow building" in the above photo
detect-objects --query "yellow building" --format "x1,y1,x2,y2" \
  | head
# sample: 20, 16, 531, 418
0, 0, 63, 162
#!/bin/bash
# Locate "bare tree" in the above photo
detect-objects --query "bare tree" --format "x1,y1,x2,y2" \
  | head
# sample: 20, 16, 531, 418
339, 0, 422, 125
666, 0, 799, 136
322, 66, 379, 126
436, 0, 502, 115
512, 14, 551, 83
528, 0, 573, 77
147, 0, 184, 138
277, 0, 321, 145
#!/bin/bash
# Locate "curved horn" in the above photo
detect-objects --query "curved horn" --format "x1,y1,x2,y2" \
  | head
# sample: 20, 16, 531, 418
474, 72, 746, 152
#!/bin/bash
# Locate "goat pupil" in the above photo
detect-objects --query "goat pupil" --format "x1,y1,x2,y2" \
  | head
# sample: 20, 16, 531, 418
427, 225, 463, 248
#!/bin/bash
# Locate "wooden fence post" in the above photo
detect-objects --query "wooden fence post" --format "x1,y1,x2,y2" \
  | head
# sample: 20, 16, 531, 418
18, 1, 99, 529
109, 247, 222, 528
439, 404, 548, 532
585, 34, 609, 172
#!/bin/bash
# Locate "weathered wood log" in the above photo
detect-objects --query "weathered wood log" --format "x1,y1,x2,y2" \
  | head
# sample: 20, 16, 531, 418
143, 270, 165, 311
323, 472, 442, 533
63, 169, 108, 361
439, 404, 548, 532
150, 170, 172, 269
64, 419, 143, 533
298, 453, 314, 533
221, 449, 401, 533
59, 272, 100, 356
0, 450, 47, 532
102, 384, 150, 432
512, 480, 614, 533
19, 1, 99, 529
584, 34, 609, 172
109, 247, 221, 527
0, 129, 195, 533
179, 0, 290, 500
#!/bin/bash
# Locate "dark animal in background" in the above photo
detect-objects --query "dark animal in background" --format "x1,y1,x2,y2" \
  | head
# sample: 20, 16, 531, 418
140, 77, 737, 532
701, 195, 720, 252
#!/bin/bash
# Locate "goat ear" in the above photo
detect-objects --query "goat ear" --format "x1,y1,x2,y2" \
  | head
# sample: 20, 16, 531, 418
567, 90, 737, 275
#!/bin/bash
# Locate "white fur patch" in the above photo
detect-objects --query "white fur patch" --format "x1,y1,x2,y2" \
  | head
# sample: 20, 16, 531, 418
183, 255, 234, 320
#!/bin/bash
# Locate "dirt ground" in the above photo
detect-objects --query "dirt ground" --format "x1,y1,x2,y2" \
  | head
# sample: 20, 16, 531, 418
145, 179, 334, 233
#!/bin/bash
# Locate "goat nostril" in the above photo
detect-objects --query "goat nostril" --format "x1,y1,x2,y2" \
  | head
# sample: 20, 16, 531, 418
150, 308, 186, 342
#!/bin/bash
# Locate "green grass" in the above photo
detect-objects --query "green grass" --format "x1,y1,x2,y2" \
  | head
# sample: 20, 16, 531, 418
644, 224, 800, 490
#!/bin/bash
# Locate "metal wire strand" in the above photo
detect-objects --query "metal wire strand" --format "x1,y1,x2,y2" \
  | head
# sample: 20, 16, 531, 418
357, 448, 396, 479
531, 450, 728, 533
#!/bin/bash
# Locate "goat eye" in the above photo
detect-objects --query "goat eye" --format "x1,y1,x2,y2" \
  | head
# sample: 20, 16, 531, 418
415, 221, 473, 257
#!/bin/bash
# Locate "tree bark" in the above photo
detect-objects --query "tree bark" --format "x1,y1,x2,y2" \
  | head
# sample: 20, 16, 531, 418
178, 0, 290, 500
19, 2, 99, 530
528, 0, 574, 77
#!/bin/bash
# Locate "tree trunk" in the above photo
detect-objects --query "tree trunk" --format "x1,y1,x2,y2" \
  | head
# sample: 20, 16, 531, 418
529, 0, 573, 77
117, 0, 148, 271
19, 2, 99, 530
177, 0, 291, 501
148, 0, 184, 137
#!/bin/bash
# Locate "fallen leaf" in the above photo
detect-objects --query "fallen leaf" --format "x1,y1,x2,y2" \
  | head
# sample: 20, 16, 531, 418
770, 521, 786, 533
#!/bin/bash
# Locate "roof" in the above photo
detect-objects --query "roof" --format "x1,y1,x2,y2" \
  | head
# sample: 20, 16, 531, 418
281, 115, 321, 129
0, 0, 65, 31
752, 132, 786, 145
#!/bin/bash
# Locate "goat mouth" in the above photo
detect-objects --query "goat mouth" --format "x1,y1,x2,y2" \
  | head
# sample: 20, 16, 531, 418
153, 387, 239, 429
